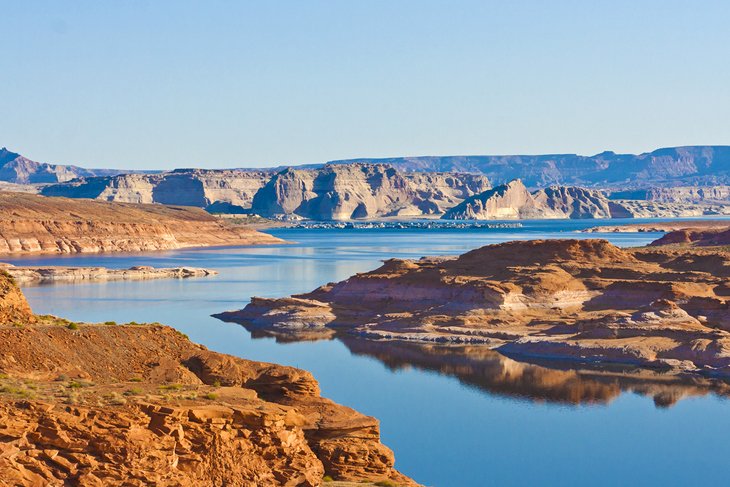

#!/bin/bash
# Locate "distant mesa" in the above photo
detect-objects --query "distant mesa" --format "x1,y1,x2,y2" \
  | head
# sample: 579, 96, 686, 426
0, 147, 145, 184
4, 145, 730, 220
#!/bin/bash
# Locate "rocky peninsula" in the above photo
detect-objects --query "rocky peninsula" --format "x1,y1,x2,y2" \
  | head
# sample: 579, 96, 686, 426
0, 272, 414, 486
217, 233, 730, 379
0, 264, 217, 284
0, 192, 281, 255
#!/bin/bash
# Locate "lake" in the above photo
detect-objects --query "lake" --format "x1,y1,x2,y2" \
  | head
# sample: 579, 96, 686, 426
6, 219, 730, 487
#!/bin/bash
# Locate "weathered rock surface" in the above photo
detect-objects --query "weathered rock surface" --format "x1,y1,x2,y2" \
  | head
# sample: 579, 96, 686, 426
443, 180, 613, 219
0, 271, 35, 325
0, 192, 281, 255
649, 227, 730, 247
42, 169, 274, 213
251, 164, 490, 220
0, 263, 217, 284
217, 239, 730, 378
0, 273, 415, 486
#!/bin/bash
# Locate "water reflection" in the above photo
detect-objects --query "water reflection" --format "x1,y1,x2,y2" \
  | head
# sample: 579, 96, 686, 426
224, 317, 730, 408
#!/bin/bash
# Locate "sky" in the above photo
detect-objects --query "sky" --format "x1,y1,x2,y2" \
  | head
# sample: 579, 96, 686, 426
1, 0, 729, 170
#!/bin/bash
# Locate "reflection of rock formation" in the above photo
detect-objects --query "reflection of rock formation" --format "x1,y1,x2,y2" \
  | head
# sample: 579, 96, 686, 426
217, 238, 730, 377
338, 338, 730, 408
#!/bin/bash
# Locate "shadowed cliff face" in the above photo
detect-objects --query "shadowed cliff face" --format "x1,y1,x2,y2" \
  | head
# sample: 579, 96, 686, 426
251, 163, 491, 220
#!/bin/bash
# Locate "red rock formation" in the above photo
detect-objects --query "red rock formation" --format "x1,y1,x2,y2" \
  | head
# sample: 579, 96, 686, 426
219, 239, 730, 378
0, 192, 281, 254
0, 273, 415, 486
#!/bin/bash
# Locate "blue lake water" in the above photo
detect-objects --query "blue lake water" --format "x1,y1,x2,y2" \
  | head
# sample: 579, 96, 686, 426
5, 219, 730, 487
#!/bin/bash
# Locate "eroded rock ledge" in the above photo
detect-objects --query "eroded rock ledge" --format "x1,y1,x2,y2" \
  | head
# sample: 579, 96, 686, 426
217, 236, 730, 378
0, 192, 282, 255
0, 274, 415, 486
1, 263, 217, 284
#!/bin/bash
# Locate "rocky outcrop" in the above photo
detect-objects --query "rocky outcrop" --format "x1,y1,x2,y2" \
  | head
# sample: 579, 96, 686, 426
217, 239, 730, 378
0, 148, 130, 184
0, 271, 35, 325
42, 169, 274, 213
329, 145, 730, 188
649, 227, 730, 247
0, 281, 415, 486
584, 220, 730, 233
0, 192, 281, 255
251, 164, 490, 220
0, 264, 217, 284
443, 180, 612, 219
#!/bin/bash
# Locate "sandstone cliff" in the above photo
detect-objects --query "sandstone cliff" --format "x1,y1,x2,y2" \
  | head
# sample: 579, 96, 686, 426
0, 192, 281, 255
251, 164, 490, 220
41, 169, 273, 213
218, 239, 730, 378
0, 271, 35, 324
0, 273, 415, 486
442, 180, 612, 219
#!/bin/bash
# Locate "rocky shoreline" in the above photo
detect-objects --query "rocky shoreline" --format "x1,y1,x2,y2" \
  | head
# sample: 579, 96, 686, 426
0, 192, 282, 255
0, 272, 416, 486
0, 264, 217, 284
216, 232, 730, 379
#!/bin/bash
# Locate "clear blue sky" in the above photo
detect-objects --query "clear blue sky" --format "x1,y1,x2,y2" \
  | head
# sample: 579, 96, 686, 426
2, 0, 729, 170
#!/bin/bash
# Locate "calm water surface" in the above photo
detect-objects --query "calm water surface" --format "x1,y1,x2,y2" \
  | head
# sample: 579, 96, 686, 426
6, 219, 730, 487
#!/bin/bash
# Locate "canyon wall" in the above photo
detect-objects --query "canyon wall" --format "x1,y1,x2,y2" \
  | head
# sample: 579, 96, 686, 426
41, 169, 273, 212
250, 164, 490, 220
442, 180, 613, 219
0, 274, 415, 486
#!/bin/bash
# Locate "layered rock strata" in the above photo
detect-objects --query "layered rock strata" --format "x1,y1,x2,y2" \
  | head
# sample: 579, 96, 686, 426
0, 192, 281, 255
251, 164, 491, 220
443, 180, 613, 219
217, 238, 730, 378
0, 273, 415, 486
41, 169, 273, 213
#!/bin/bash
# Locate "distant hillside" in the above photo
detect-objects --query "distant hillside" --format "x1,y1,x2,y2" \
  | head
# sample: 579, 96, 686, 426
0, 148, 149, 184
328, 146, 730, 188
0, 192, 280, 254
